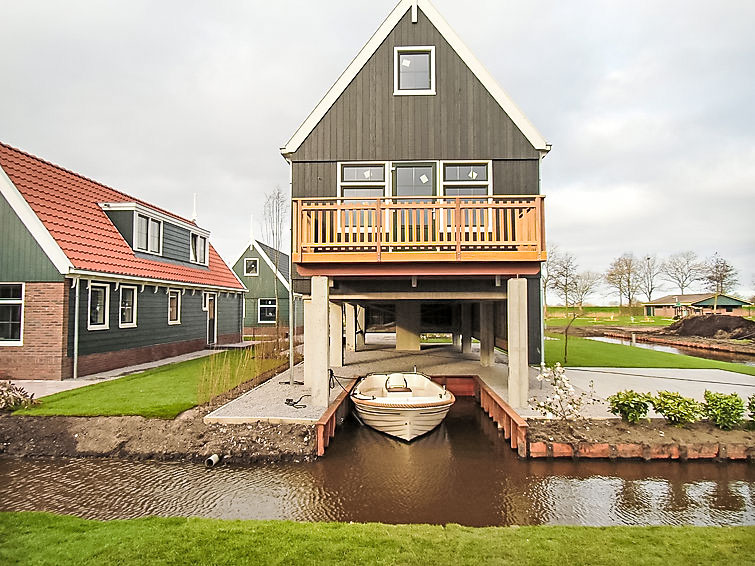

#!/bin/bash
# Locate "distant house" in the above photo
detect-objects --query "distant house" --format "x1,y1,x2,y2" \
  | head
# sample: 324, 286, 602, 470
0, 141, 246, 381
644, 294, 751, 317
231, 239, 302, 337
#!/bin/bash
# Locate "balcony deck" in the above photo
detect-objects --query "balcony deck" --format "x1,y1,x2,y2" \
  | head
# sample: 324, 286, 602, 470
292, 195, 546, 264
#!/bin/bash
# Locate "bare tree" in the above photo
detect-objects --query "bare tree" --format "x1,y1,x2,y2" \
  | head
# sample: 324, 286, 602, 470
263, 186, 289, 354
638, 255, 665, 302
549, 251, 579, 312
541, 244, 560, 319
604, 253, 641, 306
571, 271, 603, 308
702, 253, 738, 295
662, 251, 703, 295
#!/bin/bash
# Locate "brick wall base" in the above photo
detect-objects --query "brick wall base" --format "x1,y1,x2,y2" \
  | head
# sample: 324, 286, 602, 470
0, 282, 68, 381
76, 339, 207, 377
216, 333, 242, 345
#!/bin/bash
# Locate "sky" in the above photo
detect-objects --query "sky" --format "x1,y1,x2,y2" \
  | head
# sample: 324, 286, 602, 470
1, 0, 753, 303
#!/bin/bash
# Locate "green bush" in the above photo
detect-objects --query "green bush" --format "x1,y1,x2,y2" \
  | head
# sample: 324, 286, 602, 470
703, 390, 744, 430
651, 391, 702, 426
748, 394, 755, 421
607, 390, 652, 423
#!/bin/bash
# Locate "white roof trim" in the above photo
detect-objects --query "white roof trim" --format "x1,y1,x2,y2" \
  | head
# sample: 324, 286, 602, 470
281, 0, 550, 155
67, 270, 247, 293
0, 163, 74, 275
100, 202, 211, 237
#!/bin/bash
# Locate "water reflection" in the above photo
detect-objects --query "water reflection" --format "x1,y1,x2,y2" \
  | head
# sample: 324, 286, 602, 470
0, 400, 752, 526
586, 336, 755, 366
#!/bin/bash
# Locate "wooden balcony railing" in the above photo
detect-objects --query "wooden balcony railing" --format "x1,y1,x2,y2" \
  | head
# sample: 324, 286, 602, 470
292, 195, 546, 263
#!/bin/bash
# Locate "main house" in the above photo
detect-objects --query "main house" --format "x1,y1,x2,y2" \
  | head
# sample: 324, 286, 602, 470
0, 141, 245, 380
281, 0, 549, 407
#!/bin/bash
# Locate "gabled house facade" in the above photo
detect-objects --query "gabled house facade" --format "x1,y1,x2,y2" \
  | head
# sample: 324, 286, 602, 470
281, 0, 549, 407
644, 294, 751, 318
231, 239, 303, 337
0, 141, 245, 380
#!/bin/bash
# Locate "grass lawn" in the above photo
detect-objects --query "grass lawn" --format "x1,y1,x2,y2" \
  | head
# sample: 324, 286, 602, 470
545, 315, 672, 328
544, 333, 755, 376
14, 351, 286, 419
1, 513, 751, 566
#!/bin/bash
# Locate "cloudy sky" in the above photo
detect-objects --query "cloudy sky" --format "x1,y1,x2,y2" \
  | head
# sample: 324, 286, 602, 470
2, 1, 753, 302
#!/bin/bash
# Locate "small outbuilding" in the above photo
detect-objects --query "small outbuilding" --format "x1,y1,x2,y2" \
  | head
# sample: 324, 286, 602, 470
643, 293, 751, 318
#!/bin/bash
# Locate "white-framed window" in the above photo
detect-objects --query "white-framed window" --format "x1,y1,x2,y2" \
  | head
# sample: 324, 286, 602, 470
88, 282, 110, 331
0, 283, 24, 346
190, 232, 207, 265
135, 213, 162, 255
338, 163, 388, 199
119, 285, 138, 328
168, 289, 181, 325
244, 258, 259, 276
394, 46, 435, 95
441, 161, 492, 196
258, 298, 277, 324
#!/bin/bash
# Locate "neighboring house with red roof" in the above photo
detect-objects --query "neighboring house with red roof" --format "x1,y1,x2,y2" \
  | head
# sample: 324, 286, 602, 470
643, 293, 751, 318
0, 141, 246, 380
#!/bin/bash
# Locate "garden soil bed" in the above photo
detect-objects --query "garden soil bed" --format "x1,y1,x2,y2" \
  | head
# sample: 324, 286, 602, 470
527, 418, 755, 460
0, 361, 316, 465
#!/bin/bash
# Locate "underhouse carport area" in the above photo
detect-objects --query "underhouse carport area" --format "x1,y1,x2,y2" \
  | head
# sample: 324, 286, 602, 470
299, 273, 542, 408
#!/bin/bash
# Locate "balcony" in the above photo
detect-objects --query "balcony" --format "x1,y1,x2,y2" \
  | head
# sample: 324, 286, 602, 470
292, 196, 546, 264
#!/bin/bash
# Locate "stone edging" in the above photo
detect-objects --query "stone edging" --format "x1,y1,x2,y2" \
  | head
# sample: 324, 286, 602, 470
527, 440, 753, 461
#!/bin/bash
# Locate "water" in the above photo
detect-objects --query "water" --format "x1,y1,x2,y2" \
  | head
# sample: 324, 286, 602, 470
587, 336, 755, 367
1, 400, 753, 526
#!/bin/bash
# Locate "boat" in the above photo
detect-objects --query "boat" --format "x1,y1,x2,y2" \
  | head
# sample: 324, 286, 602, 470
350, 371, 455, 441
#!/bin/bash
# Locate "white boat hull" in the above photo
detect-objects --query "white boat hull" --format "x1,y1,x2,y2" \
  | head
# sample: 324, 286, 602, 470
351, 372, 455, 441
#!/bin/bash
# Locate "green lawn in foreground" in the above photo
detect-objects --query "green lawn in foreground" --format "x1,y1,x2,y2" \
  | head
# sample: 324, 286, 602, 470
545, 333, 755, 376
14, 351, 286, 419
545, 315, 672, 328
1, 513, 751, 566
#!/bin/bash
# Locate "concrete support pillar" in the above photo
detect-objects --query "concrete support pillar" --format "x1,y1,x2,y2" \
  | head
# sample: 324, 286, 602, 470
461, 303, 472, 354
507, 278, 529, 408
329, 301, 343, 368
395, 301, 421, 351
304, 275, 330, 407
345, 303, 356, 352
452, 333, 461, 348
479, 301, 495, 367
356, 306, 365, 349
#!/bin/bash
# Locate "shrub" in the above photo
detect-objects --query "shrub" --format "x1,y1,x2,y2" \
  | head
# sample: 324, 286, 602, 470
607, 390, 652, 423
703, 390, 745, 430
749, 394, 755, 421
650, 391, 702, 426
0, 381, 38, 411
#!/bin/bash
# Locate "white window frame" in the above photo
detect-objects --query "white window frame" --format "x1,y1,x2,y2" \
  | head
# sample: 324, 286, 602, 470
258, 298, 277, 324
393, 46, 436, 96
337, 162, 389, 198
87, 282, 110, 331
244, 258, 259, 276
190, 232, 208, 265
440, 160, 493, 197
134, 213, 163, 256
0, 283, 24, 346
119, 285, 138, 328
168, 289, 181, 325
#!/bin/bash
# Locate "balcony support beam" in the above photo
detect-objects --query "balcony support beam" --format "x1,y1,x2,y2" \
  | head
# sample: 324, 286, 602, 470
507, 278, 529, 408
329, 301, 343, 367
479, 302, 495, 367
345, 303, 357, 352
461, 303, 472, 354
304, 275, 330, 407
396, 301, 421, 352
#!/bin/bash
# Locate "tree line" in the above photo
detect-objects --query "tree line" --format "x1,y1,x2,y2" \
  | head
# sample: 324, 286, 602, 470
543, 248, 741, 309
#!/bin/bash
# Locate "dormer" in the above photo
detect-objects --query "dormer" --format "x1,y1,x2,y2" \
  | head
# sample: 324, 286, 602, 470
100, 202, 210, 267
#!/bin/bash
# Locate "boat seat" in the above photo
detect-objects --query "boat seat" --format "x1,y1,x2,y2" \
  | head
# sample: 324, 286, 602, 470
385, 385, 412, 393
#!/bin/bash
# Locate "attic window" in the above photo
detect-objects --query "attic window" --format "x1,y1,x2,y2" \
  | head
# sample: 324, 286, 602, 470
394, 46, 435, 95
244, 258, 259, 276
190, 233, 207, 265
135, 214, 162, 255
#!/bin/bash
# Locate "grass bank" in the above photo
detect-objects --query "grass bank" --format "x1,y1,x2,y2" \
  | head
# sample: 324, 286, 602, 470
545, 314, 671, 328
14, 350, 286, 419
544, 333, 755, 376
1, 512, 751, 566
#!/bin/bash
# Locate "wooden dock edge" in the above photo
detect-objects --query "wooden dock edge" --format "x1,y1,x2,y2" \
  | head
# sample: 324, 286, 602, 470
315, 378, 357, 457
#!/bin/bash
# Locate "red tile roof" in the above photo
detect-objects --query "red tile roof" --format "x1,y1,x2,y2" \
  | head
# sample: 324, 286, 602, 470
0, 141, 244, 290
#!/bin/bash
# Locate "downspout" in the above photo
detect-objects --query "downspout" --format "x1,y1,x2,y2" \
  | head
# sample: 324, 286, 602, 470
287, 157, 296, 385
72, 276, 80, 379
538, 150, 545, 367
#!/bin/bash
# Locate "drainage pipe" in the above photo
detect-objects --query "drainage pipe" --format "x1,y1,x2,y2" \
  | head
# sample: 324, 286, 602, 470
72, 276, 80, 380
205, 454, 220, 468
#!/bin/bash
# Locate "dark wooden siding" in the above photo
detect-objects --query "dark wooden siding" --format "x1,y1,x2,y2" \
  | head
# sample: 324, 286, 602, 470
292, 162, 337, 198
217, 293, 243, 336
492, 160, 540, 195
162, 222, 191, 262
0, 192, 62, 282
104, 210, 134, 247
290, 8, 539, 163
68, 283, 211, 356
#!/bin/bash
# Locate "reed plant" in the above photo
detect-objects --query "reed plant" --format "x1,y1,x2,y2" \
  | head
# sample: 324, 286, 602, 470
196, 347, 286, 404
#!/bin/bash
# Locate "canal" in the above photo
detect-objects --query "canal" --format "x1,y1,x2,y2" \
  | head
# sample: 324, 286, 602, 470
1, 400, 752, 526
586, 336, 755, 366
